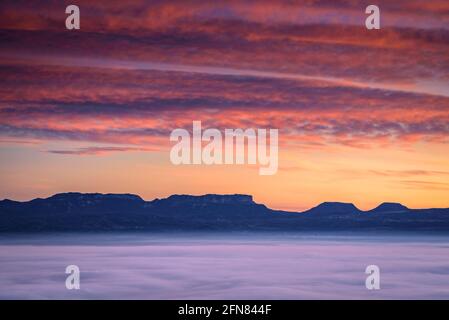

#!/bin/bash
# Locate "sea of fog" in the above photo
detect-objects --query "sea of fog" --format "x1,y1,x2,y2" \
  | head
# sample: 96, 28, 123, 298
0, 232, 449, 299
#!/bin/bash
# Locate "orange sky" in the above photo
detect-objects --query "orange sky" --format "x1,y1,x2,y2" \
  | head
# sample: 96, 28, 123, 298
0, 1, 448, 211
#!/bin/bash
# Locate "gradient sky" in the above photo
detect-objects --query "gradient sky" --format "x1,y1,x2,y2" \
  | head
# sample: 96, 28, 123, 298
0, 0, 448, 211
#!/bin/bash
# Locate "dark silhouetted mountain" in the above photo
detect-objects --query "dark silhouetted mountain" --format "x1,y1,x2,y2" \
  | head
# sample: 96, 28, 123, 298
368, 202, 409, 213
302, 202, 361, 215
153, 194, 257, 207
1, 193, 449, 232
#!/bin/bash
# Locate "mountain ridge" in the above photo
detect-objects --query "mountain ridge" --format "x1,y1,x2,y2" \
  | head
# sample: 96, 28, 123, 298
2, 192, 442, 212
1, 192, 449, 232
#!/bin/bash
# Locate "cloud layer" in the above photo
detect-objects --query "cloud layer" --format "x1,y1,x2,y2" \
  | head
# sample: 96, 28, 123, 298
1, 234, 449, 299
0, 0, 448, 151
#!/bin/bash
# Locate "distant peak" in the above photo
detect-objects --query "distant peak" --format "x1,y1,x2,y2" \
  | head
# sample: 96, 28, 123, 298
369, 202, 409, 213
320, 201, 355, 206
303, 202, 361, 214
318, 202, 359, 209
47, 192, 144, 202
160, 194, 255, 205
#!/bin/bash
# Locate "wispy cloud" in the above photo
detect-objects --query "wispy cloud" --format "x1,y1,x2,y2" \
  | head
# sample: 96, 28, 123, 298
398, 180, 449, 190
46, 146, 158, 155
371, 170, 449, 177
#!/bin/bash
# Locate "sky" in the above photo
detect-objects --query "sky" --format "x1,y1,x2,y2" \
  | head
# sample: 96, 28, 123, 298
0, 0, 448, 211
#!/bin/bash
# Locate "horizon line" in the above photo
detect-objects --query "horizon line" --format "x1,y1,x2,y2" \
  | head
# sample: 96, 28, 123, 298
2, 191, 449, 212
